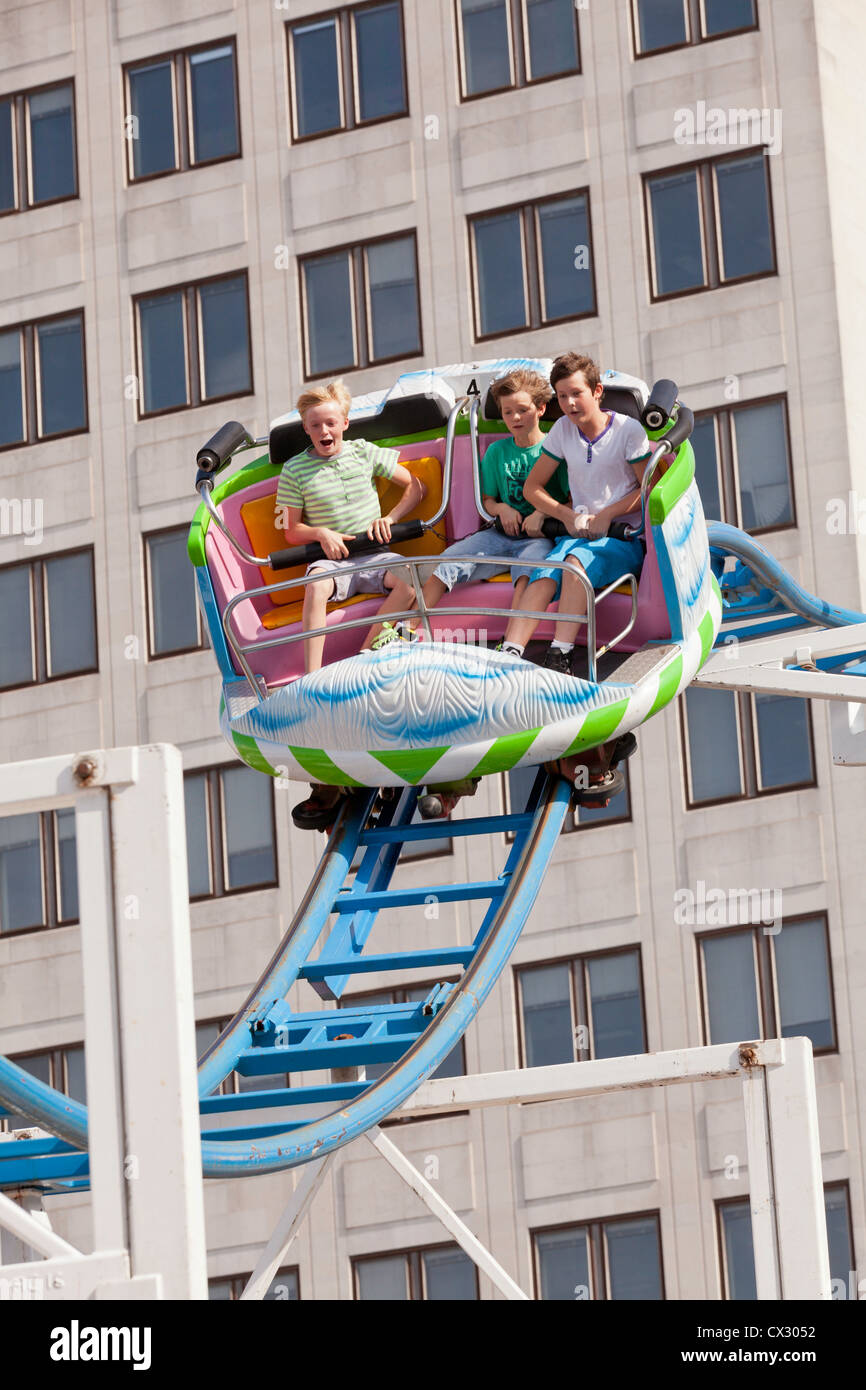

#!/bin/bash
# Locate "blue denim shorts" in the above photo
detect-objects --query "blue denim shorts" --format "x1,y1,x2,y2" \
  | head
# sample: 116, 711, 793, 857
432, 528, 552, 589
529, 535, 644, 598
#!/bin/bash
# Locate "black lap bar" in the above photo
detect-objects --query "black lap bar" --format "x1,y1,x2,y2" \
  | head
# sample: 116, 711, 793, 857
268, 519, 426, 571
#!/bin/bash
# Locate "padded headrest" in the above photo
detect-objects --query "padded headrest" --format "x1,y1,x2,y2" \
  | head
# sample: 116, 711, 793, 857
483, 382, 644, 424
269, 393, 453, 466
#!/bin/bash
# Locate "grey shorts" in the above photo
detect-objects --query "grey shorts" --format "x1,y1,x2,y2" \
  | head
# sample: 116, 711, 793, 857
306, 549, 413, 603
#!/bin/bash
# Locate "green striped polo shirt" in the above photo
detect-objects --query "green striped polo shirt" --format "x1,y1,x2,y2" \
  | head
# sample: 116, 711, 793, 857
275, 439, 399, 532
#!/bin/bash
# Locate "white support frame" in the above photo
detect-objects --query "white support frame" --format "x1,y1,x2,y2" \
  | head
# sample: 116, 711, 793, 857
0, 746, 207, 1300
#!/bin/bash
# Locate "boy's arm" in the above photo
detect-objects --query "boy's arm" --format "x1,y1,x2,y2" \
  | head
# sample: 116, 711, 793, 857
584, 457, 650, 538
282, 506, 355, 561
368, 462, 426, 543
523, 453, 577, 529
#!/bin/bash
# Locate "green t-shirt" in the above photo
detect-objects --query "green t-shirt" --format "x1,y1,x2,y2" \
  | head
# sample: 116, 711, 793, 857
479, 436, 571, 518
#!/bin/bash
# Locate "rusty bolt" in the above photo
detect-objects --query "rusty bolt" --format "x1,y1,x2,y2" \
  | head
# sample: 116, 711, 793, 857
739, 1044, 759, 1069
72, 756, 98, 785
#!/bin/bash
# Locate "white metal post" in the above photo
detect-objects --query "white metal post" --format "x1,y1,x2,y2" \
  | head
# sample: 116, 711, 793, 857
740, 1055, 782, 1300
240, 1153, 334, 1300
765, 1038, 831, 1300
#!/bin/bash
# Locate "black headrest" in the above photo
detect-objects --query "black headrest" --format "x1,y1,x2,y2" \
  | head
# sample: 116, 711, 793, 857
482, 382, 643, 425
269, 393, 452, 466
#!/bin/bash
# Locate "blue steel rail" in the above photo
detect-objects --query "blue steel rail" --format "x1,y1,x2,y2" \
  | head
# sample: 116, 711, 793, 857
0, 770, 571, 1188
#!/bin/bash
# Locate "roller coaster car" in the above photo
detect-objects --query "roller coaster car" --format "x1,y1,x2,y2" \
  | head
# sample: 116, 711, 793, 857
187, 360, 722, 801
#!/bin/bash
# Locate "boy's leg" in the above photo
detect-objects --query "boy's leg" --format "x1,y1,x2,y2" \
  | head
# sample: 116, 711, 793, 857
363, 574, 416, 649
502, 577, 557, 649
302, 576, 334, 673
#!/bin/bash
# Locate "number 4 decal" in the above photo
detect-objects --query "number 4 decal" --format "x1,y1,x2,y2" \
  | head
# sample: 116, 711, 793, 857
466, 378, 480, 397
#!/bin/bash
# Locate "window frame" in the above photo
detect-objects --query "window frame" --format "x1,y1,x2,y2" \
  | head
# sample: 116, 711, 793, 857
351, 1240, 480, 1300
693, 393, 798, 535
0, 78, 79, 216
696, 913, 838, 1057
515, 945, 648, 1067
716, 1180, 855, 1300
133, 270, 254, 420
0, 806, 81, 939
123, 38, 242, 186
0, 546, 99, 693
286, 1, 409, 145
207, 1265, 300, 1299
0, 310, 89, 451
1, 1043, 85, 1130
531, 1210, 665, 1300
298, 230, 423, 379
469, 188, 598, 343
643, 148, 777, 304
184, 765, 279, 902
631, 0, 758, 59
680, 684, 815, 810
455, 0, 582, 102
143, 524, 206, 661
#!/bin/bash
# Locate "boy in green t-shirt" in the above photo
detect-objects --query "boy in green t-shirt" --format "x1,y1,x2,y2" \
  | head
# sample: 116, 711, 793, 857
400, 368, 568, 629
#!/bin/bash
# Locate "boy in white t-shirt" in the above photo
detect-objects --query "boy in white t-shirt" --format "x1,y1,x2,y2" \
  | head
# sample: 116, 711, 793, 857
499, 353, 651, 674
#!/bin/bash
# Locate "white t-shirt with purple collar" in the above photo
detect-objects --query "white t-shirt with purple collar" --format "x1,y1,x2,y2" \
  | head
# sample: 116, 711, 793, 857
541, 411, 651, 513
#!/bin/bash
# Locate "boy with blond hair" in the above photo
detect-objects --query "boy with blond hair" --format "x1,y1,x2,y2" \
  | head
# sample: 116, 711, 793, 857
277, 378, 425, 827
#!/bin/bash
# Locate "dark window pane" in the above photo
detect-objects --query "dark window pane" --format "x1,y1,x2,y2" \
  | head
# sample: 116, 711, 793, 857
520, 963, 573, 1067
221, 766, 276, 890
64, 1045, 86, 1104
538, 195, 594, 320
716, 154, 774, 281
184, 774, 212, 898
354, 4, 406, 122
507, 763, 537, 812
128, 62, 177, 178
28, 84, 76, 203
199, 276, 251, 400
235, 1067, 288, 1094
692, 415, 722, 521
0, 564, 33, 689
139, 291, 188, 413
587, 951, 644, 1058
264, 1268, 299, 1300
293, 19, 342, 136
703, 0, 756, 37
14, 1051, 52, 1087
56, 808, 78, 922
37, 316, 86, 436
825, 1189, 853, 1293
189, 45, 239, 164
702, 931, 760, 1043
684, 686, 743, 802
195, 1020, 220, 1057
422, 1247, 477, 1300
733, 400, 793, 531
536, 1226, 591, 1300
648, 168, 705, 295
721, 1202, 757, 1300
473, 210, 526, 335
0, 329, 25, 446
526, 0, 579, 79
0, 99, 15, 211
356, 1254, 408, 1300
304, 252, 355, 374
44, 550, 96, 678
400, 805, 453, 861
635, 0, 688, 52
461, 0, 512, 95
606, 1217, 663, 1299
148, 530, 200, 655
208, 1277, 235, 1301
366, 237, 420, 361
754, 694, 813, 790
0, 813, 44, 932
772, 919, 834, 1052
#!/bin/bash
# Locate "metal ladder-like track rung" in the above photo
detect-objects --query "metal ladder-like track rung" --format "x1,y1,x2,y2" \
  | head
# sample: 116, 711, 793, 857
334, 879, 507, 913
299, 946, 474, 981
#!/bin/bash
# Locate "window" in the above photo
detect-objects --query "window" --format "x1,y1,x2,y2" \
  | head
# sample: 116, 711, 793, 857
0, 549, 97, 692
470, 191, 596, 339
0, 312, 87, 448
353, 1243, 478, 1299
184, 766, 277, 899
0, 81, 77, 213
533, 1214, 664, 1299
300, 233, 421, 377
718, 1185, 854, 1299
682, 686, 814, 807
209, 1267, 299, 1300
517, 949, 647, 1066
456, 0, 581, 99
288, 4, 408, 141
196, 1019, 289, 1096
699, 915, 836, 1055
0, 808, 78, 936
135, 272, 252, 416
145, 527, 206, 658
692, 396, 794, 532
632, 0, 757, 56
124, 41, 240, 181
505, 759, 631, 833
2, 1044, 86, 1131
340, 984, 466, 1086
645, 151, 775, 300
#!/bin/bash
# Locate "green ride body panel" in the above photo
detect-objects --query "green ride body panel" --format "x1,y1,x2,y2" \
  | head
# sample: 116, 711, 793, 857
562, 698, 630, 756
371, 747, 450, 784
289, 746, 363, 787
648, 652, 684, 719
469, 727, 541, 778
232, 732, 279, 777
698, 608, 715, 666
648, 441, 696, 524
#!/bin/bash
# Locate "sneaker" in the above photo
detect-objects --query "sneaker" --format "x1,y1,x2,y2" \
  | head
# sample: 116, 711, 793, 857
541, 645, 572, 675
371, 621, 418, 651
495, 640, 525, 659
